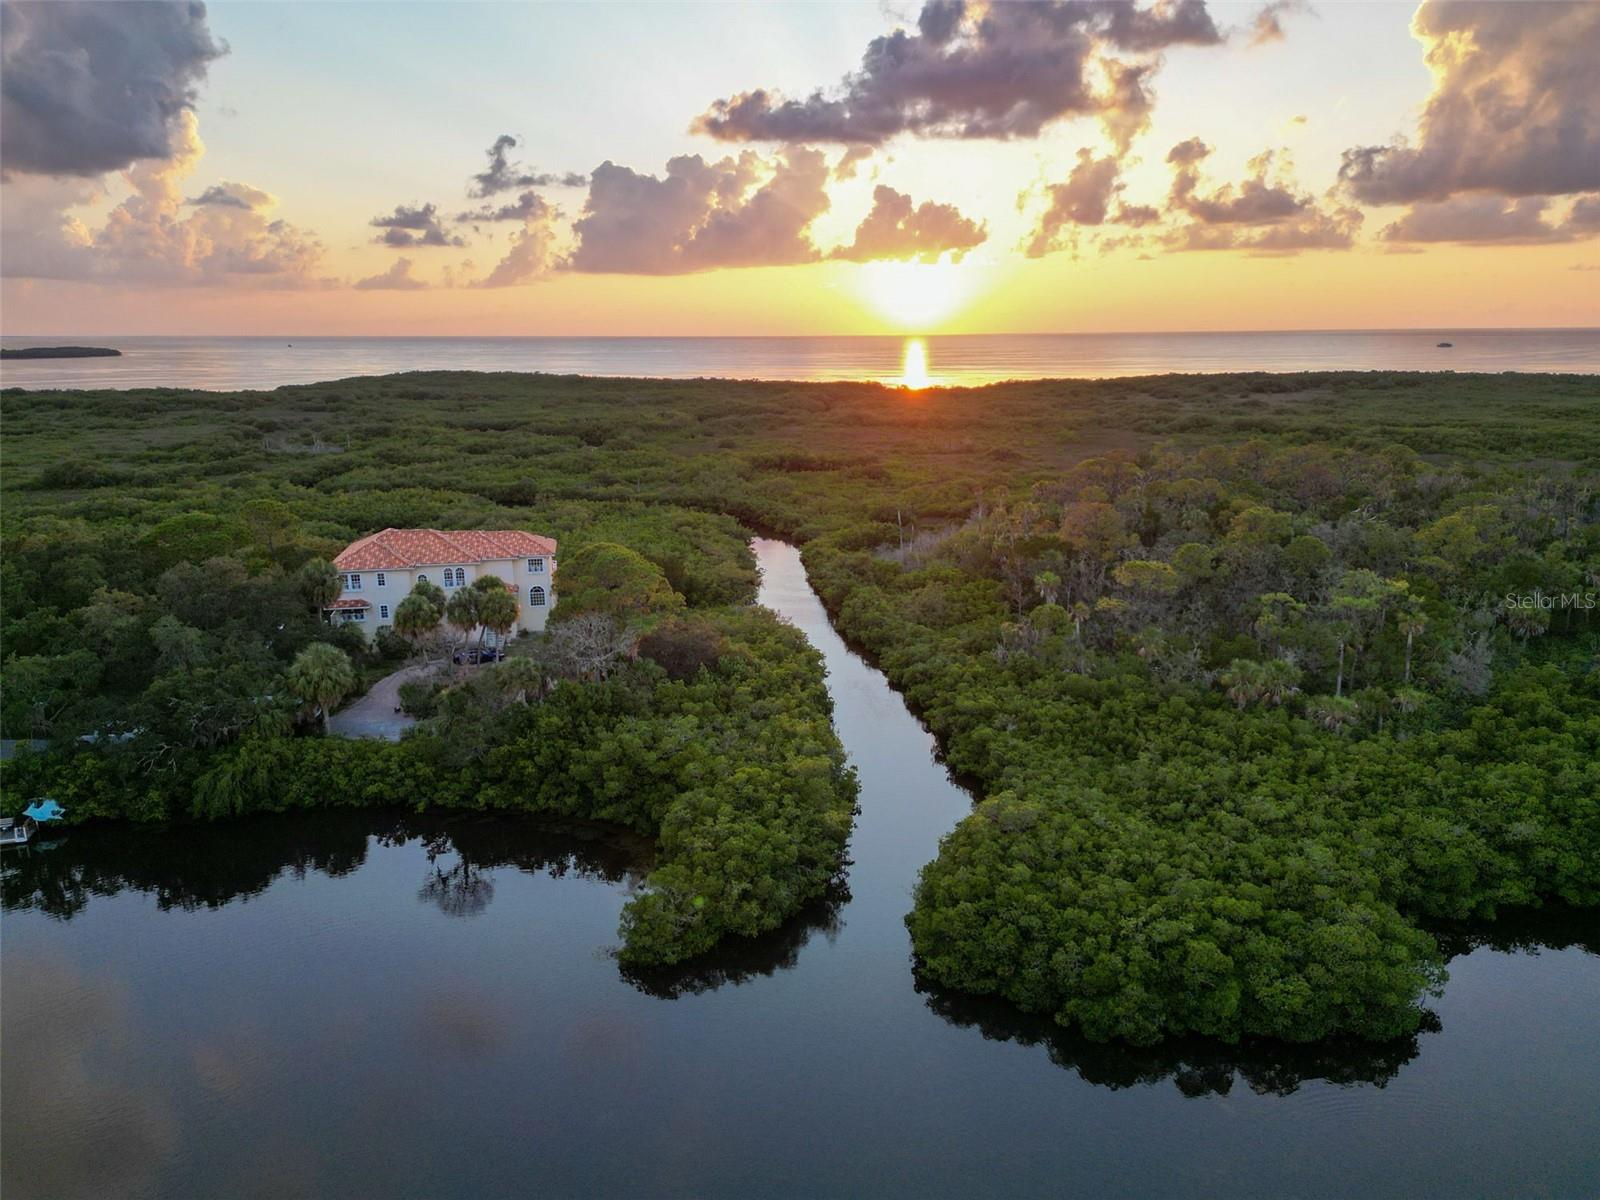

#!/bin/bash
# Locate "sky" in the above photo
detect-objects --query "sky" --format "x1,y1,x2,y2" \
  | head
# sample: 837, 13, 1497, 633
1, 0, 1597, 336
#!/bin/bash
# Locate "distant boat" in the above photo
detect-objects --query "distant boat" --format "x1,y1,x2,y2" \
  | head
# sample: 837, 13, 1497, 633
1437, 341, 1454, 348
1, 816, 38, 847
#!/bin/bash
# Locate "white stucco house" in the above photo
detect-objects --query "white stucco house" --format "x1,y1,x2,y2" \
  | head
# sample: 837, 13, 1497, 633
328, 528, 557, 641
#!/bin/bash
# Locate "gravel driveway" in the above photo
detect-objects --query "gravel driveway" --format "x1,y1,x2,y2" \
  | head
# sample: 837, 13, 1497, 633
329, 662, 438, 741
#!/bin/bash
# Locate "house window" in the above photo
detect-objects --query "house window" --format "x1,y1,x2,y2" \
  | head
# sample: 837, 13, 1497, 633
379, 605, 390, 620
341, 608, 366, 622
445, 567, 464, 587
528, 557, 545, 572
529, 586, 546, 606
346, 573, 362, 591
376, 573, 386, 587
417, 573, 429, 584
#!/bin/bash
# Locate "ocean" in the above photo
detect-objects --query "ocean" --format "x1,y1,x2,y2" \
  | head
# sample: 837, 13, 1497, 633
1, 329, 1597, 391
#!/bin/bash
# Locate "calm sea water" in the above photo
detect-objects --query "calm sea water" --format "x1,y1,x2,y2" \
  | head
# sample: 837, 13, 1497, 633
2, 330, 1597, 390
3, 541, 1597, 1200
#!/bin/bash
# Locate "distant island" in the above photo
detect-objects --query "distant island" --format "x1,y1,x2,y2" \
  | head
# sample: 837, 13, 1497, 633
1, 345, 121, 360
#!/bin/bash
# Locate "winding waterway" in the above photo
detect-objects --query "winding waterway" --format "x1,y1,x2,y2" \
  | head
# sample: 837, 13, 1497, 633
3, 539, 1597, 1198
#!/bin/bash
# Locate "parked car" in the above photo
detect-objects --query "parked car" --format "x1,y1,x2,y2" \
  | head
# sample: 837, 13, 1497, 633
451, 646, 504, 665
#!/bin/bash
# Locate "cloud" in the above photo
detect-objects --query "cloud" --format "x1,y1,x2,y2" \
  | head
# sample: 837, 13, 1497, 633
1024, 148, 1149, 258
2, 110, 326, 285
830, 184, 986, 262
1248, 0, 1309, 46
1338, 1, 1600, 204
1567, 194, 1600, 232
565, 147, 829, 274
1161, 139, 1361, 253
833, 145, 874, 181
354, 257, 429, 290
1168, 141, 1307, 224
186, 181, 272, 210
693, 0, 1221, 149
455, 189, 550, 224
469, 134, 586, 196
369, 202, 466, 247
476, 195, 561, 287
0, 0, 227, 177
1377, 195, 1576, 244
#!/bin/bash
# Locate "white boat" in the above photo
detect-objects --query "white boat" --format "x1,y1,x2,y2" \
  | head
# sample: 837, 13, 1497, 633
1, 816, 39, 847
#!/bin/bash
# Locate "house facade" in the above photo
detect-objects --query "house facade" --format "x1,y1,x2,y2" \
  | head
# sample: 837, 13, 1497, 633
329, 528, 557, 641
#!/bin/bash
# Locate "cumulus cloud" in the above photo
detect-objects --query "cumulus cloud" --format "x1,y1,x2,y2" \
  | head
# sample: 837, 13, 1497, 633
455, 189, 550, 225
1248, 0, 1309, 46
186, 181, 272, 210
476, 198, 562, 287
354, 257, 429, 290
1339, 1, 1600, 204
1169, 141, 1308, 223
830, 185, 986, 262
565, 147, 830, 274
693, 0, 1221, 149
1160, 138, 1361, 253
469, 134, 586, 196
834, 145, 874, 181
1377, 195, 1578, 244
369, 202, 466, 247
1024, 148, 1159, 257
4, 110, 327, 285
1567, 194, 1600, 232
0, 0, 227, 177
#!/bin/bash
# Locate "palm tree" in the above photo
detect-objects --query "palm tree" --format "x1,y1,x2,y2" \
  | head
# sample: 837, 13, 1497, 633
393, 592, 442, 656
445, 588, 480, 656
1258, 658, 1303, 707
1033, 569, 1062, 606
1305, 694, 1360, 735
411, 577, 447, 611
298, 558, 341, 620
476, 585, 519, 655
1221, 659, 1267, 709
1397, 605, 1428, 684
286, 643, 356, 734
491, 656, 546, 705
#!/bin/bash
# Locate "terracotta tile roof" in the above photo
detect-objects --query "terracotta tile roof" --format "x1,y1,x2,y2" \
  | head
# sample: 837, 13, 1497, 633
325, 598, 372, 610
334, 528, 558, 572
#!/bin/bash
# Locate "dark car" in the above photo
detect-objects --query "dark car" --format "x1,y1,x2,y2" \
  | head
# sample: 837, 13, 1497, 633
451, 646, 504, 666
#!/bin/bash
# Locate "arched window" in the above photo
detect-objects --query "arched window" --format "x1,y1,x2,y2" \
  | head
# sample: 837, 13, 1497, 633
416, 573, 429, 584
529, 586, 546, 607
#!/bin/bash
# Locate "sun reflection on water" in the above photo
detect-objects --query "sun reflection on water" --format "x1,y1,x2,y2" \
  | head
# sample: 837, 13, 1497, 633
895, 337, 938, 390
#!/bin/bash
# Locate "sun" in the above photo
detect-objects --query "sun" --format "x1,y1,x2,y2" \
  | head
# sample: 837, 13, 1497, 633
857, 255, 979, 330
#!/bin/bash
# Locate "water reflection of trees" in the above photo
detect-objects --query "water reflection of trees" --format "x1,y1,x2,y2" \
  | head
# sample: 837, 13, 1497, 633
5, 809, 850, 996
920, 904, 1599, 1097
920, 983, 1434, 1096
0, 813, 373, 920
0, 811, 650, 923
620, 885, 849, 999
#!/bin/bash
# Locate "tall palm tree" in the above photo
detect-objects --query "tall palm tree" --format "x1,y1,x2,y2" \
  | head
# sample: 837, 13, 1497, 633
1397, 605, 1428, 684
286, 643, 356, 734
393, 593, 442, 657
476, 586, 519, 655
298, 558, 341, 620
445, 588, 481, 656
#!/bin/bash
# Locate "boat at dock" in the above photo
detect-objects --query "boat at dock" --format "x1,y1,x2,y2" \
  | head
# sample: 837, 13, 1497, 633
1, 816, 39, 847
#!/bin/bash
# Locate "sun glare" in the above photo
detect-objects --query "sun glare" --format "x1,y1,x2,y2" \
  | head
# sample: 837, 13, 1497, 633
859, 256, 976, 330
896, 337, 935, 389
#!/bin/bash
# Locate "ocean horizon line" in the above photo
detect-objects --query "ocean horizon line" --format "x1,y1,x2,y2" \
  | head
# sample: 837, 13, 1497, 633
5, 326, 1599, 341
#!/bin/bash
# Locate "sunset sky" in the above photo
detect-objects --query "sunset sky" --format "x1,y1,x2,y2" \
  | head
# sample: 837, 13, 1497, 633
2, 0, 1597, 336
